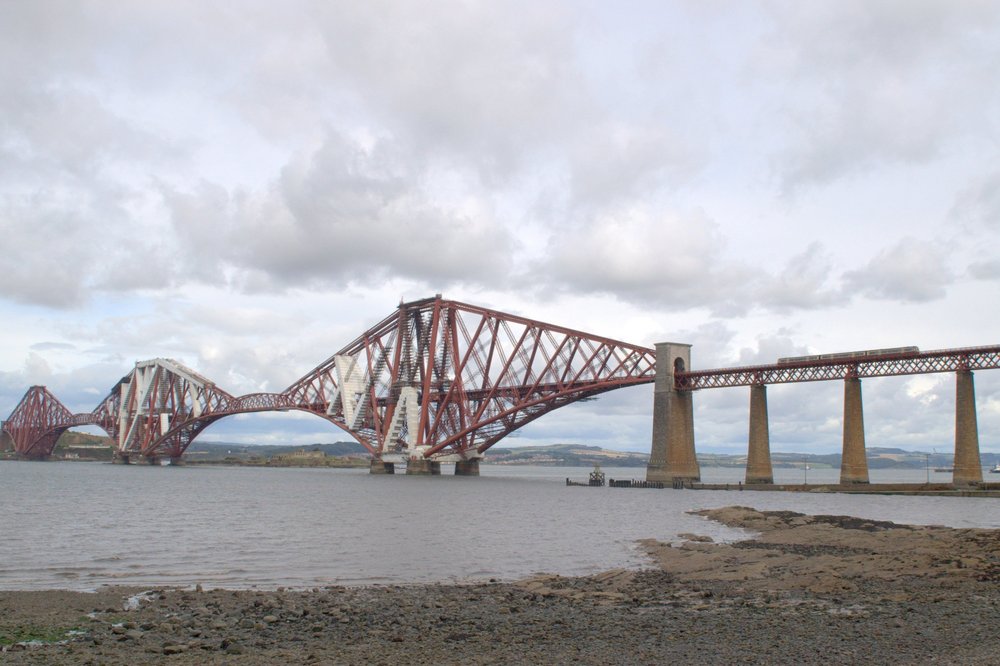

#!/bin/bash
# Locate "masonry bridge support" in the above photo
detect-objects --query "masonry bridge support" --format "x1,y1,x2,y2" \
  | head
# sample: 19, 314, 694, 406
646, 345, 999, 488
646, 343, 699, 484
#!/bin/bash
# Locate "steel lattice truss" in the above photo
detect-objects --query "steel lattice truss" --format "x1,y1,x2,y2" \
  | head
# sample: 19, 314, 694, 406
8, 294, 992, 463
2, 297, 657, 462
676, 345, 1000, 390
285, 297, 658, 460
1, 386, 93, 459
104, 360, 312, 459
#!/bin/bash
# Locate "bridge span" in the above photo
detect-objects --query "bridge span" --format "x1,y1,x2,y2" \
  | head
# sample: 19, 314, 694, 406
1, 296, 656, 473
647, 343, 1000, 487
1, 296, 997, 487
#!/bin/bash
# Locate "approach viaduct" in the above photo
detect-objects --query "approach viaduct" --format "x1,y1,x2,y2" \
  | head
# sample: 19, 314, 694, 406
2, 296, 997, 486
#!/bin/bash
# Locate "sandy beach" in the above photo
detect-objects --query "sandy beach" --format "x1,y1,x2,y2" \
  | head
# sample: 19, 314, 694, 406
2, 506, 998, 664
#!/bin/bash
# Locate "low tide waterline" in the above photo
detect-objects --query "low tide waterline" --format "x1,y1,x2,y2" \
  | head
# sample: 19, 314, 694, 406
1, 461, 998, 591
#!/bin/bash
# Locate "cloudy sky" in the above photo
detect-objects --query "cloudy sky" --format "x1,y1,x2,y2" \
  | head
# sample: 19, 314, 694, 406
2, 1, 998, 456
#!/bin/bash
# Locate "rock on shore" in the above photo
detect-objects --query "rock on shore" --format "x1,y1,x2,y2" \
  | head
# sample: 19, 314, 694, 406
2, 506, 999, 664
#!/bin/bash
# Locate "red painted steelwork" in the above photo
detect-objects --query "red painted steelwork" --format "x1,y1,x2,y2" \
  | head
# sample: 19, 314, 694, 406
676, 345, 1000, 390
10, 294, 993, 465
3, 296, 656, 462
285, 296, 657, 459
2, 386, 96, 459
114, 362, 233, 460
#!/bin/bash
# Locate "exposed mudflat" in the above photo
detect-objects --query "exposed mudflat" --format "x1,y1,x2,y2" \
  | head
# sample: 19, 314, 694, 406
3, 506, 998, 664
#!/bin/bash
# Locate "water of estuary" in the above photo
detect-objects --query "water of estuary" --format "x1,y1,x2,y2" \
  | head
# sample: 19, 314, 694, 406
1, 461, 998, 590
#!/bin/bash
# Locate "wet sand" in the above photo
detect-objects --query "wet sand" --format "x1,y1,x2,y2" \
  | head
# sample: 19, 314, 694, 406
2, 506, 998, 664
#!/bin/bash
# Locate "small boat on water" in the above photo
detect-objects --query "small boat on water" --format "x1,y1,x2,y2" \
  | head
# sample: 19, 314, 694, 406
990, 463, 1000, 474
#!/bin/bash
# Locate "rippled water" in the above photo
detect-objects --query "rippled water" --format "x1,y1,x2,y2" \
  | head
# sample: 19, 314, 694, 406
1, 461, 998, 591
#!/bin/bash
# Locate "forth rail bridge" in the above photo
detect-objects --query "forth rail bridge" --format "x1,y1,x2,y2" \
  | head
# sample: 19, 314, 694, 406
2, 296, 998, 487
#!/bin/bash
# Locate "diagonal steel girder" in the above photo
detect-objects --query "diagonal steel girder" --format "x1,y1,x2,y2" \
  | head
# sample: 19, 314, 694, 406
1, 386, 96, 459
107, 358, 236, 459
5, 297, 658, 462
285, 296, 657, 460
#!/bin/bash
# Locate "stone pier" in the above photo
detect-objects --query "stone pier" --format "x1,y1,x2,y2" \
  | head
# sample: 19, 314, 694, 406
953, 369, 982, 486
840, 376, 869, 484
168, 456, 184, 466
406, 459, 442, 475
455, 459, 480, 476
745, 384, 773, 484
369, 460, 395, 474
646, 342, 699, 483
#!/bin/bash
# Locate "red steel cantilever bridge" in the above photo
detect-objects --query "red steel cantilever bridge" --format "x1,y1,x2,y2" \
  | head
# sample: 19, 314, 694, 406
2, 296, 997, 481
1, 296, 657, 472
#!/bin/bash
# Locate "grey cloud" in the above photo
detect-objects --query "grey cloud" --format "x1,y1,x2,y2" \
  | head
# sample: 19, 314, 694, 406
762, 1, 1000, 190
0, 5, 196, 309
538, 216, 851, 316
568, 123, 703, 208
733, 332, 812, 367
0, 353, 127, 417
843, 238, 952, 302
161, 131, 518, 292
0, 185, 179, 307
951, 172, 1000, 230
539, 208, 754, 314
755, 243, 845, 311
655, 321, 738, 371
969, 260, 1000, 280
0, 199, 97, 307
310, 2, 585, 178
156, 181, 233, 283
30, 342, 77, 352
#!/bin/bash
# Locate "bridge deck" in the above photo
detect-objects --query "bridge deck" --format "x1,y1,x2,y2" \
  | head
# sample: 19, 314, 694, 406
676, 345, 1000, 390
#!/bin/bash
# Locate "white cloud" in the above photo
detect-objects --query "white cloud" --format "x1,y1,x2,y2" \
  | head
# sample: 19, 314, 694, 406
1, 2, 998, 454
761, 0, 1000, 190
951, 171, 1000, 230
754, 243, 844, 311
160, 131, 517, 292
541, 207, 752, 313
843, 238, 953, 302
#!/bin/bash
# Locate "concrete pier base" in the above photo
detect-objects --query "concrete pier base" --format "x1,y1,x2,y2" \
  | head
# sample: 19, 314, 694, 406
168, 456, 184, 466
455, 459, 480, 476
646, 343, 700, 483
112, 454, 131, 465
406, 459, 441, 475
369, 460, 395, 475
840, 377, 869, 484
953, 370, 982, 486
145, 456, 159, 466
746, 384, 773, 484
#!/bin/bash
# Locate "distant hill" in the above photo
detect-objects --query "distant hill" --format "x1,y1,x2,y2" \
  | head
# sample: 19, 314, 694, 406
53, 431, 115, 460
485, 444, 648, 467
482, 444, 999, 469
185, 440, 370, 460
8, 432, 998, 470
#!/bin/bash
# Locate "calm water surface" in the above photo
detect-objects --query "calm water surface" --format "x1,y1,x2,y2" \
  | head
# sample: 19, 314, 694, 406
1, 461, 998, 591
